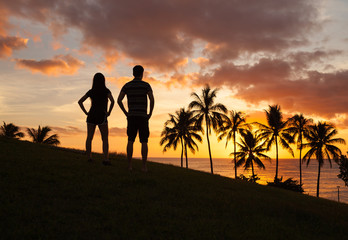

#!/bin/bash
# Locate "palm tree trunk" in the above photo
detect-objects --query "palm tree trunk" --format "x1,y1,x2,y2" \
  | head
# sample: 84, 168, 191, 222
185, 143, 188, 169
251, 161, 255, 176
299, 138, 302, 186
275, 136, 279, 181
233, 134, 237, 178
316, 161, 321, 197
180, 137, 183, 168
206, 122, 213, 174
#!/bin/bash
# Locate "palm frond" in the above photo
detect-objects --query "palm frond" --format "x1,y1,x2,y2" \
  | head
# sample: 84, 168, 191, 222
279, 136, 294, 157
43, 134, 60, 145
327, 138, 346, 145
254, 157, 266, 169
302, 146, 317, 163
211, 103, 227, 113
27, 128, 38, 142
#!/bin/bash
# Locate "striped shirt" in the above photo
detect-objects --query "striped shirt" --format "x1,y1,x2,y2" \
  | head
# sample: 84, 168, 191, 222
120, 79, 152, 117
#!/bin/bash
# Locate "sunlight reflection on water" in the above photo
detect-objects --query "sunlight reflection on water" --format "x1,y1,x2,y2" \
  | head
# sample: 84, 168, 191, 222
149, 157, 348, 204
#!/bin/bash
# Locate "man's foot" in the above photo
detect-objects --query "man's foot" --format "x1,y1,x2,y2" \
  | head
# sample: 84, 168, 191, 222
102, 160, 111, 166
141, 165, 148, 172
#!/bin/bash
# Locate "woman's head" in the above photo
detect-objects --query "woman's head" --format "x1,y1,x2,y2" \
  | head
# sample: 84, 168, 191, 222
92, 72, 106, 91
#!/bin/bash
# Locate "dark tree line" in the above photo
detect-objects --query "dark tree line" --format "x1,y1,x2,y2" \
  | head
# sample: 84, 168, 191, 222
160, 85, 346, 197
1, 122, 60, 146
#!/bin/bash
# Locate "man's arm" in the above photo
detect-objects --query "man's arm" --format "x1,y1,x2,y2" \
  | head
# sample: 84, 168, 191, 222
147, 90, 155, 119
117, 91, 128, 117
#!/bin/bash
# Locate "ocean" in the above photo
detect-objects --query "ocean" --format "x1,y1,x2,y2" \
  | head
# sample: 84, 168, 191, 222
148, 157, 348, 204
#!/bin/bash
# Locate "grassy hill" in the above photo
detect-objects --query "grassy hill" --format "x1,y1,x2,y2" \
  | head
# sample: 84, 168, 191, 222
1, 136, 348, 239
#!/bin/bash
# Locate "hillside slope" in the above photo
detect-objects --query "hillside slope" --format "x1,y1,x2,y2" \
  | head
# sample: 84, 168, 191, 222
1, 137, 348, 239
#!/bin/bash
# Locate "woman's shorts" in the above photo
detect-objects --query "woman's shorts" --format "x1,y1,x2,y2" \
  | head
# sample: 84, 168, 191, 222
87, 111, 107, 125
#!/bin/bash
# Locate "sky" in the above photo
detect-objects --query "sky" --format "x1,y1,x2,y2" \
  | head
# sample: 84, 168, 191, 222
1, 0, 348, 159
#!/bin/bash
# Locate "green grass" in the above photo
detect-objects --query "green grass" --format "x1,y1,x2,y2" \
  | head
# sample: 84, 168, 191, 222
1, 136, 348, 239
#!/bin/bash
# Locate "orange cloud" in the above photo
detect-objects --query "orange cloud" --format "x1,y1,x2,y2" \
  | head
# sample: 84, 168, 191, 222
107, 76, 132, 88
0, 6, 11, 35
0, 36, 28, 58
3, 0, 348, 128
192, 57, 210, 67
15, 54, 84, 76
51, 126, 84, 136
109, 127, 127, 137
51, 40, 63, 50
99, 51, 121, 73
194, 55, 348, 124
0, 0, 321, 71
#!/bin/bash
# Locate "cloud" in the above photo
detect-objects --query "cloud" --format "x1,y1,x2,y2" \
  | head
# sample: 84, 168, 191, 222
98, 51, 121, 73
195, 55, 348, 119
192, 57, 210, 68
109, 127, 126, 137
0, 35, 28, 58
287, 50, 342, 71
0, 7, 11, 35
3, 0, 348, 127
51, 126, 127, 137
15, 54, 84, 76
0, 0, 322, 71
107, 76, 132, 88
50, 126, 84, 136
51, 40, 64, 50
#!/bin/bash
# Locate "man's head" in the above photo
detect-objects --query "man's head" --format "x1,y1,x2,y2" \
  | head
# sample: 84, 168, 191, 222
133, 65, 144, 78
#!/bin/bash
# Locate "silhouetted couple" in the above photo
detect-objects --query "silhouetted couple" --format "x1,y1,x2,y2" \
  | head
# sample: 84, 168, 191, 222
78, 65, 154, 171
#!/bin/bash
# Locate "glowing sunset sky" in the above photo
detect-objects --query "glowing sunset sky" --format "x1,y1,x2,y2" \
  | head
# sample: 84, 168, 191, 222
1, 0, 348, 159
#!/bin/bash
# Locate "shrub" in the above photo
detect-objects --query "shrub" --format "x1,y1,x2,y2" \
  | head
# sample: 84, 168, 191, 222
267, 177, 304, 193
236, 174, 260, 183
338, 154, 348, 187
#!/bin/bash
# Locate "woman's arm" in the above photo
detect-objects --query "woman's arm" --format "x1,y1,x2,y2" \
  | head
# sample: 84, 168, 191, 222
78, 94, 89, 115
107, 92, 115, 116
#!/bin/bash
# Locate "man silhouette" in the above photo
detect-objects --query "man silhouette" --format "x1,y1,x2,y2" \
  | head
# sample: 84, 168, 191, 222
117, 65, 154, 171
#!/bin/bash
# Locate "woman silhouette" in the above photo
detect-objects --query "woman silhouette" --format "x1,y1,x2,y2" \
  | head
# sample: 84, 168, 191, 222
78, 72, 114, 165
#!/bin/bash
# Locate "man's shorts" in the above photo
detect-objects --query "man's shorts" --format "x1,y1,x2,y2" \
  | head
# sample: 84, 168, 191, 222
127, 116, 149, 143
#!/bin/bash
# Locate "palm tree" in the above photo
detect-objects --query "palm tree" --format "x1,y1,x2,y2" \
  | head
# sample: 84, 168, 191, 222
160, 111, 184, 167
287, 114, 313, 185
0, 122, 24, 139
189, 85, 227, 174
181, 109, 203, 168
338, 153, 348, 187
160, 108, 202, 168
302, 122, 345, 197
235, 130, 271, 178
26, 126, 60, 145
218, 111, 249, 178
255, 105, 294, 181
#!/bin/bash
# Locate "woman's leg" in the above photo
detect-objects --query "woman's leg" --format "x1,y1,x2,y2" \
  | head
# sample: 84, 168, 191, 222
86, 123, 96, 160
98, 123, 109, 163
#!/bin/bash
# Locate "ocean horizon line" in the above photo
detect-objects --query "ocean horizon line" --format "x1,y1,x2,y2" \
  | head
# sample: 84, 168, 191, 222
149, 157, 316, 161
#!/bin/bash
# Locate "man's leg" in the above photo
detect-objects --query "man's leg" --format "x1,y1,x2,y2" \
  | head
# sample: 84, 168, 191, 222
141, 142, 148, 172
127, 140, 134, 170
139, 117, 149, 172
126, 117, 136, 171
